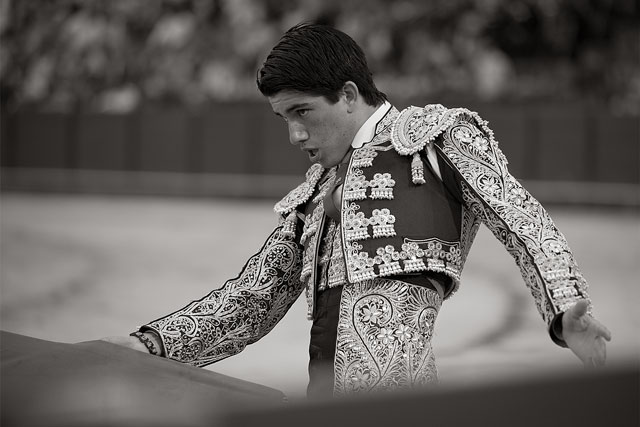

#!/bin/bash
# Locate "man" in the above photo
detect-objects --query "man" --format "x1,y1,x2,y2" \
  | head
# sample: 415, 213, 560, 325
109, 23, 611, 398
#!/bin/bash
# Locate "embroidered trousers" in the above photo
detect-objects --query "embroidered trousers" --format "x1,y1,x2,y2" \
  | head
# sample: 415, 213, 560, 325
308, 279, 443, 397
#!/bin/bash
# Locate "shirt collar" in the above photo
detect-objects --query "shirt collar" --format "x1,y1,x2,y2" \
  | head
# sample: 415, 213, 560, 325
351, 101, 392, 149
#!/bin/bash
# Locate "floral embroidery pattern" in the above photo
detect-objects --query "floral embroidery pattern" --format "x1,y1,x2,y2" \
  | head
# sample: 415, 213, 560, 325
317, 219, 348, 291
438, 110, 591, 324
274, 163, 324, 215
334, 280, 441, 395
347, 241, 377, 282
369, 173, 395, 200
370, 208, 397, 238
145, 227, 304, 367
343, 202, 371, 242
351, 147, 378, 168
343, 107, 465, 286
375, 245, 403, 277
450, 204, 481, 297
343, 169, 369, 201
299, 168, 339, 318
390, 104, 448, 155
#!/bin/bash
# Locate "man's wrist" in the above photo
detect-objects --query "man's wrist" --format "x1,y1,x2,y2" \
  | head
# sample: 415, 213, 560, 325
130, 330, 163, 356
550, 313, 568, 348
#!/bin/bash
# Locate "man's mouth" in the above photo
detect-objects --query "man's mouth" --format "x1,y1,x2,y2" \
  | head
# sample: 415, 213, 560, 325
304, 148, 319, 161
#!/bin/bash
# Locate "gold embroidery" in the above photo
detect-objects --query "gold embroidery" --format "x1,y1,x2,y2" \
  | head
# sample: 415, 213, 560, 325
299, 168, 338, 319
369, 173, 395, 200
351, 146, 378, 168
317, 219, 348, 291
343, 168, 368, 201
375, 245, 403, 276
370, 208, 396, 238
274, 163, 325, 215
145, 227, 303, 367
326, 226, 348, 288
334, 280, 441, 395
390, 104, 448, 155
439, 110, 590, 323
450, 204, 481, 297
346, 241, 377, 282
343, 202, 371, 242
342, 110, 464, 286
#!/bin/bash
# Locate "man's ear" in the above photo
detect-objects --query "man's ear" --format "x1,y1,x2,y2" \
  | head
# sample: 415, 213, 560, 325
341, 81, 360, 111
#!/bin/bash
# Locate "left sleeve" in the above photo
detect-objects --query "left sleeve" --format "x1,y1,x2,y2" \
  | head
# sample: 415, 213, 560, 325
434, 110, 591, 344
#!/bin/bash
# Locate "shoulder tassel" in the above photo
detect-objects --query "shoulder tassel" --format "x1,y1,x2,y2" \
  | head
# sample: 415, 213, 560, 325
411, 152, 426, 185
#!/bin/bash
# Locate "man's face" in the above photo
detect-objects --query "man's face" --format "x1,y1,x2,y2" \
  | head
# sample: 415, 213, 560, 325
268, 90, 356, 168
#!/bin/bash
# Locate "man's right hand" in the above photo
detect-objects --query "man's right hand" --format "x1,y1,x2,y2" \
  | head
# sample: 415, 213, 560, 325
101, 335, 153, 353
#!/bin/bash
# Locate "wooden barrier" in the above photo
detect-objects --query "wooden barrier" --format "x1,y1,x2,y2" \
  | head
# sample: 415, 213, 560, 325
1, 101, 638, 203
223, 365, 640, 427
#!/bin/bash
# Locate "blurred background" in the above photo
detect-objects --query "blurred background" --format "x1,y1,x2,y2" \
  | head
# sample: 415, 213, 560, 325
1, 0, 639, 400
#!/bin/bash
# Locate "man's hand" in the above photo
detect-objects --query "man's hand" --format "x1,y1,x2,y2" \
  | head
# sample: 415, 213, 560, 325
562, 300, 612, 367
101, 335, 152, 353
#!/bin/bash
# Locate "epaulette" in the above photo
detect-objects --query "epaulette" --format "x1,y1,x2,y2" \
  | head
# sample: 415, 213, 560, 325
391, 104, 501, 155
391, 104, 505, 183
390, 104, 452, 155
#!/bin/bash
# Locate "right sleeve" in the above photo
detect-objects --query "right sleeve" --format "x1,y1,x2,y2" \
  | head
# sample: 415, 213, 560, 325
140, 222, 304, 367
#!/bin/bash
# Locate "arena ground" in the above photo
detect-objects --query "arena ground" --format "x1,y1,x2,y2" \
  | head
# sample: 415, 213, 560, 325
1, 193, 638, 398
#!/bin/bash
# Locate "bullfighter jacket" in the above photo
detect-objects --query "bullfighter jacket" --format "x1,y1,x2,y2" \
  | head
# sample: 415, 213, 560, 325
141, 103, 591, 392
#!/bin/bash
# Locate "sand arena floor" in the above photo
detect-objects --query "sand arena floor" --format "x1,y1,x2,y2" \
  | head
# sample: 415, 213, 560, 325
1, 193, 638, 398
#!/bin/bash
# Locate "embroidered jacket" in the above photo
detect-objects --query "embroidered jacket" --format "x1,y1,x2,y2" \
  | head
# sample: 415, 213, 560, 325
275, 104, 591, 329
142, 103, 590, 368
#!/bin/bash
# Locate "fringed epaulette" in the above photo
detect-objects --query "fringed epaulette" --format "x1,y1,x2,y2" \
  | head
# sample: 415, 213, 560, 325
391, 104, 506, 184
274, 163, 325, 215
391, 104, 450, 156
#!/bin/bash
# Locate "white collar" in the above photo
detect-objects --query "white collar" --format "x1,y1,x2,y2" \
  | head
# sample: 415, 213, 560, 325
351, 101, 392, 149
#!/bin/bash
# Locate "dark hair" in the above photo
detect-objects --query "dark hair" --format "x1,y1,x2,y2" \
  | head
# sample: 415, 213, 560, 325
257, 23, 387, 106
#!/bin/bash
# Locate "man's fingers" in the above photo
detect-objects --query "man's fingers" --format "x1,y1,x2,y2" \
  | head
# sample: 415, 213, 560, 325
600, 324, 612, 341
594, 337, 607, 366
589, 317, 613, 341
570, 299, 589, 318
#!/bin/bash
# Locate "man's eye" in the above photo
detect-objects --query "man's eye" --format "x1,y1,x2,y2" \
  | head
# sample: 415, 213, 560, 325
297, 109, 309, 117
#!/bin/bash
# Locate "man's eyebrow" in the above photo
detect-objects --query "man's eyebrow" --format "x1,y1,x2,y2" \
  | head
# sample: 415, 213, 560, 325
273, 102, 312, 117
289, 102, 311, 111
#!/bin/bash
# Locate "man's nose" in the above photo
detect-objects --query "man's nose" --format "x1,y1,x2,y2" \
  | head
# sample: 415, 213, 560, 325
288, 123, 309, 145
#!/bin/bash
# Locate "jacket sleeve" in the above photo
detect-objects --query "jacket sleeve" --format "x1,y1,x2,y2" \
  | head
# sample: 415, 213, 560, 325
434, 109, 591, 344
140, 219, 304, 367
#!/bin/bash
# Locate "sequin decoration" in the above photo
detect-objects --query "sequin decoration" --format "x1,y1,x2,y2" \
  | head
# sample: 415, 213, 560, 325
346, 241, 377, 282
280, 209, 298, 238
343, 202, 371, 242
374, 245, 403, 276
369, 173, 395, 200
274, 163, 325, 215
145, 227, 304, 367
438, 108, 591, 324
390, 104, 448, 156
351, 147, 378, 169
370, 208, 396, 238
343, 169, 368, 201
341, 106, 464, 286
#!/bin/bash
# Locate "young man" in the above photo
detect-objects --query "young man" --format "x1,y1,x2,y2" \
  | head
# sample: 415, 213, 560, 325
113, 23, 611, 398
